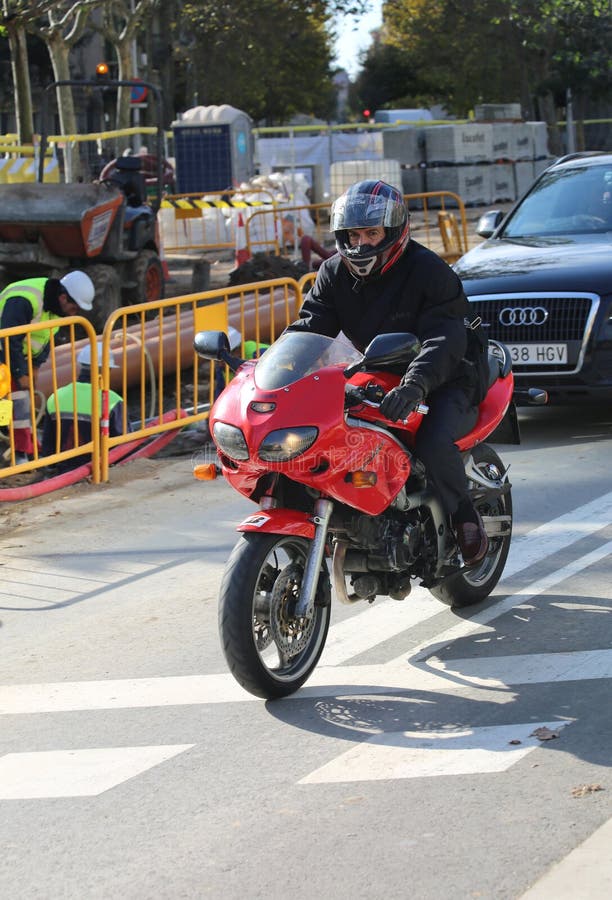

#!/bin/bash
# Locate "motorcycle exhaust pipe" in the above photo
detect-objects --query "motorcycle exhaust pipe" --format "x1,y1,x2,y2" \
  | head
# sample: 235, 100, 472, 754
332, 541, 365, 604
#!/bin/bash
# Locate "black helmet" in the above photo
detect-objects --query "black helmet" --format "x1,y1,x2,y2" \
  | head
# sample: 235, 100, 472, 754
330, 180, 410, 278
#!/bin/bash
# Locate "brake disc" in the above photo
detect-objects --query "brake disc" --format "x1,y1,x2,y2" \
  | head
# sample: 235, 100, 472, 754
269, 562, 314, 659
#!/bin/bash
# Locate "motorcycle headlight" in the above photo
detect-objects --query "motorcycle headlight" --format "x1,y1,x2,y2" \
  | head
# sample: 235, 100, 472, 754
258, 426, 318, 462
212, 422, 249, 461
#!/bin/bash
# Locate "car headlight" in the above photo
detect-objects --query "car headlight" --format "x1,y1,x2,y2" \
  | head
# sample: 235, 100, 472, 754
212, 422, 249, 461
258, 427, 318, 462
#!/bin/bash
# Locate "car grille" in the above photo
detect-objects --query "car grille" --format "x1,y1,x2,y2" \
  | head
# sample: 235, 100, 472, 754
466, 292, 599, 374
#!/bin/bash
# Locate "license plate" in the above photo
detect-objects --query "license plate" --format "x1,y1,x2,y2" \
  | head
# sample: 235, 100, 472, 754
507, 343, 568, 365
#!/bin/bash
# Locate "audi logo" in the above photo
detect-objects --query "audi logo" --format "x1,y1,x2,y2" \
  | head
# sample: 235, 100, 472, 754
499, 306, 549, 326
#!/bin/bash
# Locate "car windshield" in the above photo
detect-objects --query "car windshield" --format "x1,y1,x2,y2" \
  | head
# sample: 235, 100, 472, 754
254, 331, 361, 390
502, 164, 612, 238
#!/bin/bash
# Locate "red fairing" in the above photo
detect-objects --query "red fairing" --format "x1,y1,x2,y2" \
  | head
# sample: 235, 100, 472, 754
237, 508, 315, 538
211, 361, 412, 516
208, 332, 513, 521
456, 372, 514, 451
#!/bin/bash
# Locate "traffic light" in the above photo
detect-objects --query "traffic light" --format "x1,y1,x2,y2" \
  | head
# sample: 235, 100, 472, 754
362, 109, 371, 120
95, 62, 110, 81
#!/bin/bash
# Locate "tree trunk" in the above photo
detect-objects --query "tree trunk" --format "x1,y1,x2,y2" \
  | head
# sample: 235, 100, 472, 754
46, 31, 83, 181
115, 42, 134, 153
6, 23, 34, 143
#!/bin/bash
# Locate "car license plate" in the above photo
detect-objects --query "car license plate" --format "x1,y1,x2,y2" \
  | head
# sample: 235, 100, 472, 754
507, 343, 568, 365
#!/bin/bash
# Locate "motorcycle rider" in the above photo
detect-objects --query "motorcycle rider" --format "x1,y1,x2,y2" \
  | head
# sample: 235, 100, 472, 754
286, 179, 489, 566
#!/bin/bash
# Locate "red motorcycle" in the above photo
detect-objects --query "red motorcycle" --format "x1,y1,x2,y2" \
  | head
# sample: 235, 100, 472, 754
195, 329, 517, 699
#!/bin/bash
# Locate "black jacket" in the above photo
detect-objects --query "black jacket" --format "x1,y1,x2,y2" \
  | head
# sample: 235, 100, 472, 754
288, 240, 480, 399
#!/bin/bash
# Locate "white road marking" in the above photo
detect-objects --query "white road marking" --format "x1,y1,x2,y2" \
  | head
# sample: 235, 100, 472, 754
518, 814, 612, 899
388, 540, 612, 666
0, 745, 194, 799
2, 645, 611, 714
321, 589, 439, 665
298, 721, 570, 784
503, 489, 612, 578
427, 649, 612, 686
0, 495, 611, 806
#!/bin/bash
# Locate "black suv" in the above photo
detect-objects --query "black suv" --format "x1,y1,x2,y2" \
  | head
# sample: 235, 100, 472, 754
454, 152, 612, 403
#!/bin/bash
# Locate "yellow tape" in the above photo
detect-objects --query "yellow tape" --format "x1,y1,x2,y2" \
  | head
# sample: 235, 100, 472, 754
161, 199, 265, 210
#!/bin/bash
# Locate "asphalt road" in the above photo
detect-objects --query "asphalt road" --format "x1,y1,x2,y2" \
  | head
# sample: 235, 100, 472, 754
1, 402, 611, 899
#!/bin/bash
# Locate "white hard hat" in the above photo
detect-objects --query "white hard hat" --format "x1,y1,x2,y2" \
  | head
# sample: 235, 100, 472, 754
60, 271, 95, 311
227, 326, 242, 350
77, 342, 119, 368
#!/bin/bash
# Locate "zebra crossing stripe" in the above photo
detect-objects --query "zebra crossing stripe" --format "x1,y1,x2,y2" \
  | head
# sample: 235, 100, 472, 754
1, 646, 611, 714
0, 745, 194, 799
297, 721, 570, 784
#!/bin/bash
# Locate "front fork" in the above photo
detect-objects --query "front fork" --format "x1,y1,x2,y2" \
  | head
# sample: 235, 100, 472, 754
294, 497, 334, 619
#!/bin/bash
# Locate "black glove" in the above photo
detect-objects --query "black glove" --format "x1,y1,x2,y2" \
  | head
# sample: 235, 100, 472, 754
379, 382, 424, 421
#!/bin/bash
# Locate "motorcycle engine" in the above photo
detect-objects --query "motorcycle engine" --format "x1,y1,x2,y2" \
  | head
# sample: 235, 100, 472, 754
343, 511, 423, 573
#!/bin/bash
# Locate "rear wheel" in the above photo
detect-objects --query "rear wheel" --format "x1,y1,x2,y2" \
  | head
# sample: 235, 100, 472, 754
218, 532, 331, 698
124, 249, 164, 306
430, 443, 512, 609
85, 264, 121, 333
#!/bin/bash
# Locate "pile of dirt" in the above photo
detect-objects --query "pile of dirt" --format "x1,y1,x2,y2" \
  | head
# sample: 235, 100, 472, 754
227, 252, 310, 286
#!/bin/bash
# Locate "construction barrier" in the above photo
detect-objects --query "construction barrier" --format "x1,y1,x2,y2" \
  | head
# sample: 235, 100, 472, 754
158, 189, 276, 254
0, 278, 303, 492
0, 317, 101, 480
241, 191, 468, 265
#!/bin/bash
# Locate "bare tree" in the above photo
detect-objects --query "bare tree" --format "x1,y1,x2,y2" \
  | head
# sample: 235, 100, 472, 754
1, 1, 103, 171
0, 0, 59, 141
96, 0, 159, 140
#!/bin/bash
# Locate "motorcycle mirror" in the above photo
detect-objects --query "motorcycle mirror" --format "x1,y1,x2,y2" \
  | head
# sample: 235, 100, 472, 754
344, 333, 421, 378
194, 330, 230, 361
364, 332, 423, 372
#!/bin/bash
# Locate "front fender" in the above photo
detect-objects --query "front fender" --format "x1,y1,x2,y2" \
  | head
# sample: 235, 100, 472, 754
237, 508, 315, 539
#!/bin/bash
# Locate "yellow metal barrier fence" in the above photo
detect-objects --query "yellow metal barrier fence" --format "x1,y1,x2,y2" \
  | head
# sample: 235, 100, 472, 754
1, 278, 303, 490
98, 278, 303, 482
0, 318, 99, 481
403, 191, 469, 260
242, 192, 468, 265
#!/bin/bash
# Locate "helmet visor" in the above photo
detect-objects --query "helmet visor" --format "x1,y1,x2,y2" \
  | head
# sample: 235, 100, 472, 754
331, 191, 406, 232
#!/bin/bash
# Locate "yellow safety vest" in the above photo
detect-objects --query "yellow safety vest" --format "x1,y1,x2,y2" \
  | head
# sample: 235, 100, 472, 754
0, 277, 60, 359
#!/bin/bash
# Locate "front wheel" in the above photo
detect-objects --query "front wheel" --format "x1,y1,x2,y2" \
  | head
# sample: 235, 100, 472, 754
218, 533, 331, 699
430, 443, 512, 609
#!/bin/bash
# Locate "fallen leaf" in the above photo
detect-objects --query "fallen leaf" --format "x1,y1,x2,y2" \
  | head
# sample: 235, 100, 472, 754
571, 784, 604, 798
530, 726, 560, 741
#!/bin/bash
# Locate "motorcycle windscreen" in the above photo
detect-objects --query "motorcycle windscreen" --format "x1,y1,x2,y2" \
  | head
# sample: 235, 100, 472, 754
254, 332, 361, 390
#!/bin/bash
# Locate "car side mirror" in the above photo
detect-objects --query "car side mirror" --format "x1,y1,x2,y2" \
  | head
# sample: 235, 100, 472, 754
476, 209, 504, 238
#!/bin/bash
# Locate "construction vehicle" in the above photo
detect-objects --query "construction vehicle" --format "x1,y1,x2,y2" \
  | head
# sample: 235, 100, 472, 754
0, 79, 169, 333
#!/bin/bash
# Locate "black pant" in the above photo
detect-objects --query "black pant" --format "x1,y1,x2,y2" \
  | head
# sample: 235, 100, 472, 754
413, 384, 477, 517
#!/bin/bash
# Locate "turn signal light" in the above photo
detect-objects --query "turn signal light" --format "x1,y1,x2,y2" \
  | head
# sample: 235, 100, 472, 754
193, 463, 218, 481
347, 471, 377, 488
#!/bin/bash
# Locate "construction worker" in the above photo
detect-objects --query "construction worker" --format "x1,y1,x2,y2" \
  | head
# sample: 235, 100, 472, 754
41, 342, 128, 474
0, 271, 95, 464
